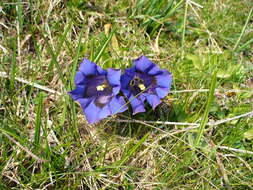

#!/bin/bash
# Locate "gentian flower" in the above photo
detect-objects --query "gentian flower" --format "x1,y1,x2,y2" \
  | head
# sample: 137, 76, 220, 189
69, 59, 128, 124
121, 55, 172, 114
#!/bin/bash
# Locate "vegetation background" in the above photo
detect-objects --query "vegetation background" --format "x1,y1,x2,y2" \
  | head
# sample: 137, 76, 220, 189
0, 0, 253, 189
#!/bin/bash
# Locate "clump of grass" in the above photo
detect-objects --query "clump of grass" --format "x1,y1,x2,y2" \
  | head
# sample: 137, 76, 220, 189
0, 0, 253, 189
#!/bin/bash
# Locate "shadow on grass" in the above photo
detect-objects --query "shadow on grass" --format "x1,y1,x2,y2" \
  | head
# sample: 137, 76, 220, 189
104, 102, 176, 139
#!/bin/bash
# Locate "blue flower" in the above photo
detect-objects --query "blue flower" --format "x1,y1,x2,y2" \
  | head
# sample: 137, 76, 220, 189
69, 59, 128, 124
121, 55, 172, 114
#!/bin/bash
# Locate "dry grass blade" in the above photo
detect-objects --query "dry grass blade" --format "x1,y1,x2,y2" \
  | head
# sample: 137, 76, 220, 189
209, 111, 253, 126
0, 71, 62, 95
218, 146, 253, 155
210, 140, 232, 190
115, 119, 199, 126
116, 110, 253, 127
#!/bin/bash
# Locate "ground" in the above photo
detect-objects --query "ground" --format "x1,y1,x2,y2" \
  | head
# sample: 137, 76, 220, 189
0, 0, 253, 189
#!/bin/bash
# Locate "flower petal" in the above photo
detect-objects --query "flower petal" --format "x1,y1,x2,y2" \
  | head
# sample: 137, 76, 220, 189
79, 59, 98, 76
120, 72, 133, 89
146, 94, 161, 109
74, 71, 86, 85
107, 69, 121, 95
155, 70, 172, 88
96, 65, 107, 75
125, 67, 136, 77
98, 105, 111, 120
107, 69, 121, 86
95, 94, 112, 108
128, 94, 146, 114
68, 86, 85, 100
134, 55, 155, 72
77, 97, 93, 108
112, 86, 121, 96
155, 87, 169, 98
109, 96, 128, 114
148, 65, 162, 75
83, 101, 101, 124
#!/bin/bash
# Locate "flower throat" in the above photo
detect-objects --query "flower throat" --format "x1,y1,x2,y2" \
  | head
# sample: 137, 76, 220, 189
130, 76, 146, 91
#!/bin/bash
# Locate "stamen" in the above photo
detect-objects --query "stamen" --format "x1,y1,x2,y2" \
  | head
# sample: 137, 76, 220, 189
96, 84, 106, 91
130, 77, 144, 86
130, 76, 146, 91
130, 80, 135, 86
138, 84, 146, 91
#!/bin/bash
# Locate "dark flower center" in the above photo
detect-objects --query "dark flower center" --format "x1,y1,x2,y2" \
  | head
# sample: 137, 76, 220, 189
84, 75, 113, 108
130, 76, 146, 91
129, 73, 157, 95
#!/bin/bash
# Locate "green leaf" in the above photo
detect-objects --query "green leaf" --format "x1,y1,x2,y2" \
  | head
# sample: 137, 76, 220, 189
217, 64, 241, 79
186, 54, 202, 70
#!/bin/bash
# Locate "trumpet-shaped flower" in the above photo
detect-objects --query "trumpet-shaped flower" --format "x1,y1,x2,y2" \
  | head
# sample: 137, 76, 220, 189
121, 55, 172, 114
69, 59, 127, 124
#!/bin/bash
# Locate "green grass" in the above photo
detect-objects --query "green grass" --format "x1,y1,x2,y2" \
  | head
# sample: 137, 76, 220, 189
0, 0, 253, 189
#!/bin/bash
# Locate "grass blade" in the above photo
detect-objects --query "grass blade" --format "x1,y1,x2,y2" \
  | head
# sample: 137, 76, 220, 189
46, 22, 72, 85
194, 70, 217, 147
117, 133, 150, 167
181, 0, 188, 53
0, 127, 47, 163
92, 28, 115, 63
34, 92, 44, 148
237, 37, 253, 52
233, 6, 253, 50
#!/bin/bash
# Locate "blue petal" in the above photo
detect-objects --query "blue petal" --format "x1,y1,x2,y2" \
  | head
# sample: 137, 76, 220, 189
112, 86, 121, 96
128, 94, 146, 114
122, 88, 146, 114
74, 71, 86, 85
107, 69, 121, 95
139, 93, 146, 102
148, 65, 162, 75
98, 105, 111, 120
121, 88, 131, 98
107, 69, 121, 86
125, 67, 136, 77
134, 55, 155, 72
146, 94, 161, 109
155, 87, 169, 98
109, 96, 128, 114
95, 94, 112, 106
117, 96, 128, 113
97, 65, 107, 75
79, 59, 98, 76
155, 70, 172, 88
68, 86, 85, 100
77, 97, 94, 108
120, 72, 133, 89
83, 100, 101, 124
